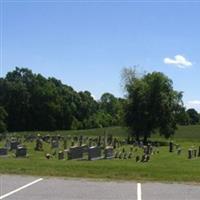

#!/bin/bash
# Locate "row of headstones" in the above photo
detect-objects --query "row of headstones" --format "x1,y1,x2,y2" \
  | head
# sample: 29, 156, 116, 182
34, 135, 128, 152
188, 147, 200, 159
169, 142, 182, 153
50, 145, 114, 161
169, 142, 200, 158
0, 146, 27, 157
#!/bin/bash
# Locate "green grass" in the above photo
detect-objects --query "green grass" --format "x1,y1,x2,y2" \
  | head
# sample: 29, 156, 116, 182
1, 125, 200, 182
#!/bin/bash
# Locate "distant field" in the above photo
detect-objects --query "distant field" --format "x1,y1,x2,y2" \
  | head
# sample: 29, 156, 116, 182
9, 126, 129, 138
9, 125, 200, 140
1, 125, 200, 182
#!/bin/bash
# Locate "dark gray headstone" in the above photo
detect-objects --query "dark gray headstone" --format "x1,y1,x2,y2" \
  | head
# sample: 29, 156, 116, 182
51, 140, 59, 149
0, 148, 8, 156
10, 141, 19, 150
169, 142, 174, 152
16, 147, 27, 157
88, 146, 101, 161
68, 146, 84, 160
35, 138, 43, 151
188, 149, 192, 159
58, 151, 64, 160
105, 146, 114, 159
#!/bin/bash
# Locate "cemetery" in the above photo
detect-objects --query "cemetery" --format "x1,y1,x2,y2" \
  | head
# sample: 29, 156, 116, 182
0, 126, 200, 182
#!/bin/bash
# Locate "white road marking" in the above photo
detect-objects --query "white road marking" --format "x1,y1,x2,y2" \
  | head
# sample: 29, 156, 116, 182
137, 183, 142, 200
0, 178, 43, 199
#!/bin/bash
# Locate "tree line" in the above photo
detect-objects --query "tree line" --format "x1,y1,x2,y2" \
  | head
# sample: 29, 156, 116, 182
0, 67, 124, 132
0, 67, 199, 140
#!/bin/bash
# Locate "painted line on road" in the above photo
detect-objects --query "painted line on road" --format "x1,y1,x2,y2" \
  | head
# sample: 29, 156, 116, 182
137, 183, 142, 200
0, 178, 43, 199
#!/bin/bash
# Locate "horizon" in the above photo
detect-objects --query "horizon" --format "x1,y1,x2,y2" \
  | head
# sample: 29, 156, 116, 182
1, 0, 200, 111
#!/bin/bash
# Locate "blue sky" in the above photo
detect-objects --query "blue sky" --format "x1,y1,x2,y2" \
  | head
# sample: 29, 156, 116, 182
1, 1, 200, 111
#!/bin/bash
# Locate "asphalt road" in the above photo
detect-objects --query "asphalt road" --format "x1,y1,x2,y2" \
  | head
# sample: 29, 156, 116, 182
0, 175, 200, 200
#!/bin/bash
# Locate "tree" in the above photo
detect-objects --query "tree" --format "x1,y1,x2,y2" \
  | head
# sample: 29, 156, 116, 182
122, 68, 183, 142
175, 105, 190, 125
0, 106, 8, 133
187, 108, 199, 125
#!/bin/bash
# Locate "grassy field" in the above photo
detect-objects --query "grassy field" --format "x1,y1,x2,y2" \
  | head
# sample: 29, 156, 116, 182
0, 125, 200, 183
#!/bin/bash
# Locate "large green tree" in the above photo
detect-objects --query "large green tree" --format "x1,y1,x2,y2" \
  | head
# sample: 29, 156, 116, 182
122, 68, 183, 142
0, 106, 8, 133
187, 108, 199, 125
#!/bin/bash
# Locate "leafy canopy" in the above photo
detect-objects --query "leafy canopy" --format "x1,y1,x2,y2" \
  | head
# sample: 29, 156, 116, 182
122, 67, 183, 141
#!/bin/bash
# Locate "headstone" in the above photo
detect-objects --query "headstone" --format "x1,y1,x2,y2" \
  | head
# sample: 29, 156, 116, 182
194, 149, 197, 157
97, 136, 101, 147
43, 135, 50, 142
68, 146, 84, 160
141, 154, 145, 162
123, 152, 127, 159
10, 141, 19, 150
118, 152, 122, 159
46, 153, 51, 159
128, 152, 132, 159
35, 138, 43, 151
177, 148, 181, 155
51, 140, 59, 149
58, 151, 64, 160
88, 146, 101, 161
79, 136, 83, 146
0, 148, 8, 156
136, 155, 140, 162
16, 147, 27, 157
198, 146, 200, 157
169, 142, 174, 152
71, 141, 75, 147
105, 146, 114, 159
63, 139, 67, 149
188, 149, 192, 159
114, 151, 119, 158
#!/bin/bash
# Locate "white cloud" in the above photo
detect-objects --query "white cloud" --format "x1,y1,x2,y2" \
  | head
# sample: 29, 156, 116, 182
164, 55, 192, 69
186, 100, 200, 112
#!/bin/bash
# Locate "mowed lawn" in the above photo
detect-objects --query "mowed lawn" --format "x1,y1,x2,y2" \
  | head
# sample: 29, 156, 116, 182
0, 125, 200, 183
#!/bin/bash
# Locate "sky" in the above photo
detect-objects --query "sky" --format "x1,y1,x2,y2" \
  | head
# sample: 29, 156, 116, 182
1, 0, 200, 111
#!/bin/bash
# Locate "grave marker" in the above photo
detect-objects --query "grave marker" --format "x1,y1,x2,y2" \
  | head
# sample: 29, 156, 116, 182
16, 147, 27, 157
105, 146, 114, 159
88, 146, 102, 161
0, 148, 7, 156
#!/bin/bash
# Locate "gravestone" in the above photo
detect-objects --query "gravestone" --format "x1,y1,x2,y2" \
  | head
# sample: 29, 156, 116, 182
177, 148, 182, 155
114, 151, 119, 158
128, 152, 132, 159
118, 152, 122, 159
51, 140, 59, 149
194, 149, 197, 157
68, 146, 84, 160
35, 138, 43, 151
188, 149, 193, 159
105, 146, 114, 159
71, 140, 75, 147
78, 135, 83, 147
123, 152, 127, 159
136, 155, 140, 162
88, 146, 101, 160
42, 135, 50, 142
169, 142, 174, 152
0, 148, 7, 156
16, 147, 27, 157
198, 146, 200, 157
4, 140, 10, 150
63, 139, 67, 149
10, 141, 19, 151
58, 151, 64, 160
